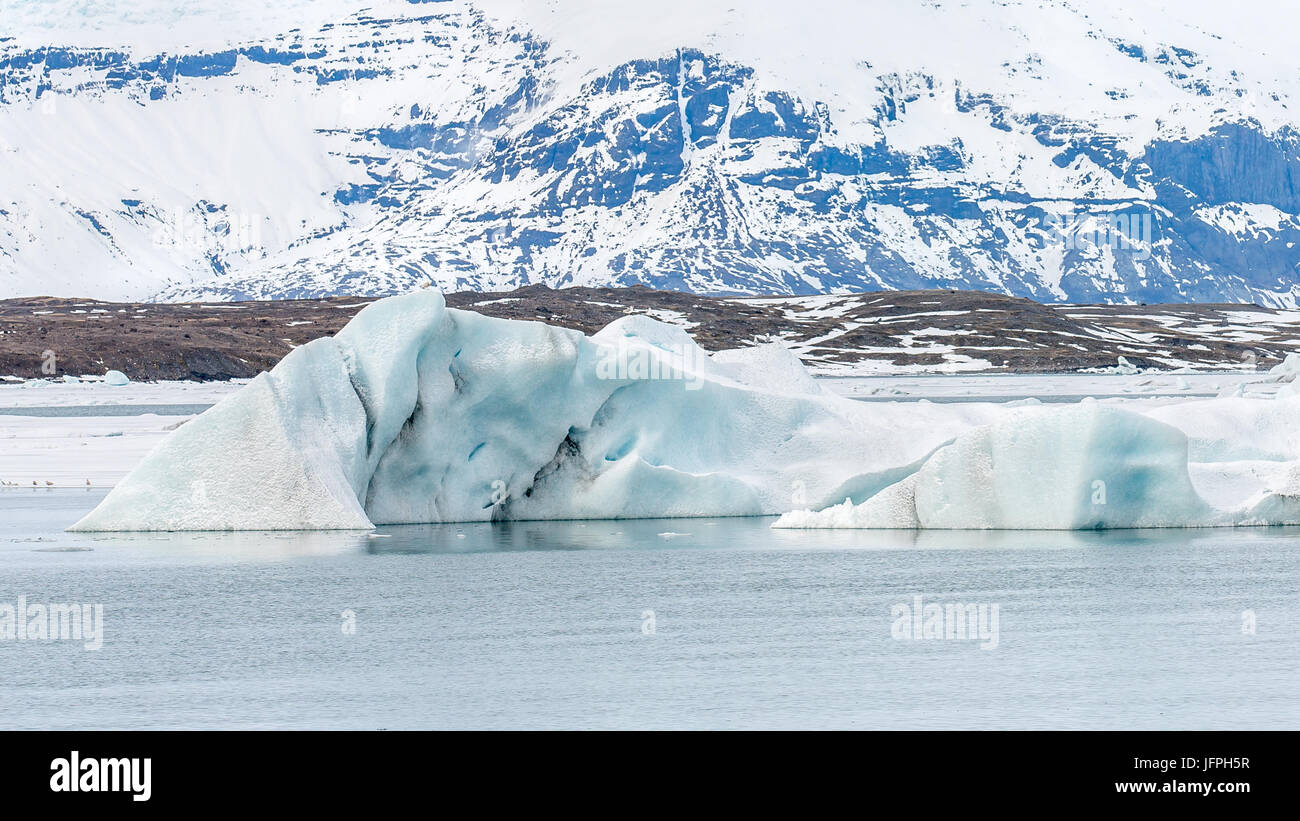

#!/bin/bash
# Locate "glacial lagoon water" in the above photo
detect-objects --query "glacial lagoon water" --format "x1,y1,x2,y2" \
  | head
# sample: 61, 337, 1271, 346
1, 488, 1298, 730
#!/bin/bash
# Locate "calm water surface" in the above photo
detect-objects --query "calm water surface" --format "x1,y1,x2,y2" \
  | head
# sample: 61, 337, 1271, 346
1, 489, 1297, 729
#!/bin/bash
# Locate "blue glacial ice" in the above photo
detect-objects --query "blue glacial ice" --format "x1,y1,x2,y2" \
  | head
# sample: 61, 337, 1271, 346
776, 395, 1300, 530
72, 290, 981, 530
70, 290, 1300, 531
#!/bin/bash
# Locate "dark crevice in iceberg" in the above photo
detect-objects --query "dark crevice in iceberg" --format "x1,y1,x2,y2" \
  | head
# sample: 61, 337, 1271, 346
524, 433, 588, 501
342, 355, 378, 460
399, 400, 424, 442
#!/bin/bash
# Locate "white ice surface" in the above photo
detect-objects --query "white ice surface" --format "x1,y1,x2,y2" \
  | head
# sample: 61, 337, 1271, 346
0, 414, 186, 489
0, 378, 246, 407
824, 372, 1273, 403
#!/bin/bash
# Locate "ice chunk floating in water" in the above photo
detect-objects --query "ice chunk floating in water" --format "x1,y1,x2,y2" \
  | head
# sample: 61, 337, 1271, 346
776, 396, 1300, 530
776, 405, 1218, 529
71, 290, 1300, 532
72, 290, 927, 530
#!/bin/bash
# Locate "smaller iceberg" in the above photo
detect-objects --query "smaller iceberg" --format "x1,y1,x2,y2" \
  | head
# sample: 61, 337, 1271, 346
775, 401, 1300, 530
775, 405, 1217, 529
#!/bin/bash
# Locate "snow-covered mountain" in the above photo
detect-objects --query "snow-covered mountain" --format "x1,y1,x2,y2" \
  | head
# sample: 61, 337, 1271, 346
3, 0, 1300, 304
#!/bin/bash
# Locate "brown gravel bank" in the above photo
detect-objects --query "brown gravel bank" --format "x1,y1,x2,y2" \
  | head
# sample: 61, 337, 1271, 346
0, 286, 1289, 380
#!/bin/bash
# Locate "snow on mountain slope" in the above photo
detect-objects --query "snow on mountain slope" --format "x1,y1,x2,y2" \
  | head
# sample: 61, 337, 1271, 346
3, 0, 1300, 303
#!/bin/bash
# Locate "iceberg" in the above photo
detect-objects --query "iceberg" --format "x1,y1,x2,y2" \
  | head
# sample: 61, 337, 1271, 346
776, 405, 1215, 529
775, 398, 1300, 530
70, 289, 1300, 532
73, 290, 975, 530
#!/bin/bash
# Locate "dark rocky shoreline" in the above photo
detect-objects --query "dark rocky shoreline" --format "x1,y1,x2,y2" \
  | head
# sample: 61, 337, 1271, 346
0, 285, 1291, 381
